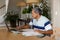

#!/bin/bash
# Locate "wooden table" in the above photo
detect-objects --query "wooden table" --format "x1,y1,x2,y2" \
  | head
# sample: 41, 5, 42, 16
0, 29, 54, 40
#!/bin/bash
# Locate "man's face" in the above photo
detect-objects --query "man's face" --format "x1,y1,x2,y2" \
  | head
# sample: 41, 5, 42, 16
32, 10, 38, 19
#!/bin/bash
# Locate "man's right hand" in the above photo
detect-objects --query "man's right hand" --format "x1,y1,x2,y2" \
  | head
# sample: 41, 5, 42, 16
22, 24, 30, 29
16, 26, 21, 30
16, 24, 30, 30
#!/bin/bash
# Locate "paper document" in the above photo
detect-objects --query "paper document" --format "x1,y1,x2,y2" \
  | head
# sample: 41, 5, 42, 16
22, 29, 34, 32
22, 29, 43, 36
11, 31, 21, 34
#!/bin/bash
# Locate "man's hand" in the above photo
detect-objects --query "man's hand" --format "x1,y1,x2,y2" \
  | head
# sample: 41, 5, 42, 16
16, 24, 30, 30
22, 25, 30, 29
16, 26, 21, 30
34, 30, 53, 34
34, 30, 42, 33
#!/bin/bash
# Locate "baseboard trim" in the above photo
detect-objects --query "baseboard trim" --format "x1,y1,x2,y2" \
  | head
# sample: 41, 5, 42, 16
0, 26, 7, 29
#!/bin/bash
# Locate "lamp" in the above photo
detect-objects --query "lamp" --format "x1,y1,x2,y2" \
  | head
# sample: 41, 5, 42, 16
16, 1, 27, 19
25, 0, 41, 8
25, 0, 40, 4
16, 1, 26, 7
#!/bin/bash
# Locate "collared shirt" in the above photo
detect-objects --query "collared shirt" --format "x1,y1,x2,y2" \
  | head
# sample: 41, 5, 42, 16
29, 15, 52, 31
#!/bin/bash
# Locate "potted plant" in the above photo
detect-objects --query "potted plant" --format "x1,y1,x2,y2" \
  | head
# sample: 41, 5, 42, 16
22, 5, 38, 14
4, 11, 19, 28
40, 0, 51, 20
22, 5, 33, 14
22, 5, 33, 23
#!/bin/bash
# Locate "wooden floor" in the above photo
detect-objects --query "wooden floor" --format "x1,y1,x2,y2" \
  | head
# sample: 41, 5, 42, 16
0, 29, 55, 40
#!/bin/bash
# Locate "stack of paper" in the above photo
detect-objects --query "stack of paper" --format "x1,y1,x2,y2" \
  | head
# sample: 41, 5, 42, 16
22, 29, 34, 32
11, 31, 21, 34
22, 29, 43, 36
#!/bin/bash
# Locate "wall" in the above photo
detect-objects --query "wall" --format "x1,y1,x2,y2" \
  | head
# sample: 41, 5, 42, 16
7, 0, 25, 18
51, 0, 60, 40
0, 0, 6, 26
51, 0, 60, 27
0, 0, 5, 16
0, 0, 5, 7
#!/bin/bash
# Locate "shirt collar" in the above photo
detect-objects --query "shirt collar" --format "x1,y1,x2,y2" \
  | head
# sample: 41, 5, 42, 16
36, 15, 42, 21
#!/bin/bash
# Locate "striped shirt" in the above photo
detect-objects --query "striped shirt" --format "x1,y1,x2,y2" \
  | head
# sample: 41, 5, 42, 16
29, 15, 52, 31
